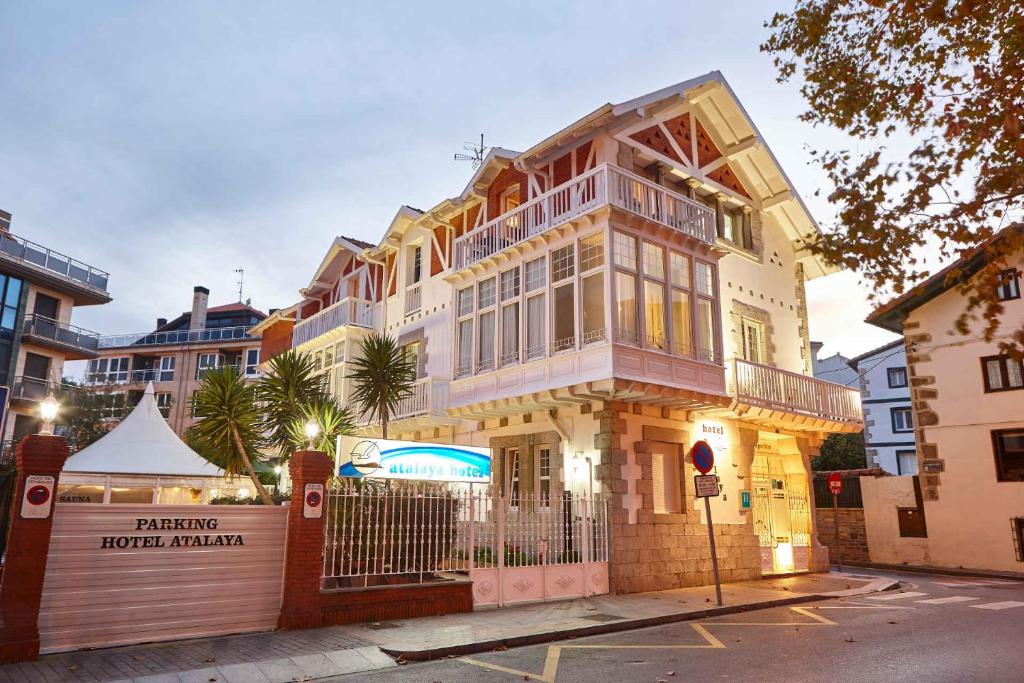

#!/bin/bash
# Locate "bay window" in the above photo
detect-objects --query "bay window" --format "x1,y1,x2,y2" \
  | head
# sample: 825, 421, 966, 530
582, 273, 605, 344
477, 278, 496, 371
551, 245, 576, 352
526, 293, 546, 360
644, 280, 667, 349
615, 271, 639, 343
500, 268, 520, 366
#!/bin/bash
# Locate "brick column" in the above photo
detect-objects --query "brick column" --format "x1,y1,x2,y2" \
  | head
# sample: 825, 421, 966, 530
278, 449, 333, 630
0, 435, 70, 663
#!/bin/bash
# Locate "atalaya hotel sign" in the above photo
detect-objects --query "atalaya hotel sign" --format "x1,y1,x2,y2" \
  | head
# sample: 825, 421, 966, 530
337, 436, 492, 484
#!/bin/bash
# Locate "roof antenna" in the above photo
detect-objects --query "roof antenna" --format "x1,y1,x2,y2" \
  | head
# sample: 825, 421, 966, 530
234, 267, 244, 302
454, 133, 489, 169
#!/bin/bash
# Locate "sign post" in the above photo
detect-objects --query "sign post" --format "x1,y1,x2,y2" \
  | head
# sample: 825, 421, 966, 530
691, 441, 723, 606
827, 472, 843, 572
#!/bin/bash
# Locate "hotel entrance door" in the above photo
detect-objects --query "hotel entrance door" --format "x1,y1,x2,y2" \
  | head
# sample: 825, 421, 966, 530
751, 453, 811, 574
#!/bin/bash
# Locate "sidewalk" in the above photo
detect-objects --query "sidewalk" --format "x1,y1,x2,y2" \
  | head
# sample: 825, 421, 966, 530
0, 572, 895, 683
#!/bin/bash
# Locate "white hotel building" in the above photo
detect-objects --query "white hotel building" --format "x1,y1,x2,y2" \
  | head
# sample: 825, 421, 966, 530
269, 72, 863, 592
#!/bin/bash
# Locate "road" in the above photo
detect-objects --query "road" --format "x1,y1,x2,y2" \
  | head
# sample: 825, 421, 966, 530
340, 569, 1024, 682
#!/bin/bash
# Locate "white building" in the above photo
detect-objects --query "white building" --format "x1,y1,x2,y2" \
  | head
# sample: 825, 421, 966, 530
810, 341, 859, 388
849, 340, 916, 475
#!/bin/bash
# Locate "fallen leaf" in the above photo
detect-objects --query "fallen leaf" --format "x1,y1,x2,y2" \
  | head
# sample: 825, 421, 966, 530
888, 621, 898, 625
204, 657, 217, 663
667, 672, 676, 677
208, 678, 217, 683
133, 656, 146, 661
495, 644, 508, 651
845, 637, 856, 643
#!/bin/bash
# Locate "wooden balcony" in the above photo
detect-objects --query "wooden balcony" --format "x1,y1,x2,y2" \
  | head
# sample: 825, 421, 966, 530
730, 359, 863, 432
353, 377, 458, 435
452, 163, 716, 271
292, 297, 374, 348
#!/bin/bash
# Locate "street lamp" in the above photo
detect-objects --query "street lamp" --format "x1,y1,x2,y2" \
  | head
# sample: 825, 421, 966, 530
304, 420, 320, 449
39, 393, 60, 435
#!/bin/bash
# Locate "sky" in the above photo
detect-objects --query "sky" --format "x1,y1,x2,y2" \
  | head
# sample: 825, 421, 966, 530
0, 0, 900, 362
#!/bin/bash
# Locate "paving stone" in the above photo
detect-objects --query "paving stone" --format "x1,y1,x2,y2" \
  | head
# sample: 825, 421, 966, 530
134, 674, 183, 683
214, 663, 270, 683
253, 658, 305, 683
175, 668, 220, 683
287, 654, 343, 679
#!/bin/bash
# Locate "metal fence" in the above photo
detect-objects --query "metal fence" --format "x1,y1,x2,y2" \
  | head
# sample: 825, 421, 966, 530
321, 480, 608, 588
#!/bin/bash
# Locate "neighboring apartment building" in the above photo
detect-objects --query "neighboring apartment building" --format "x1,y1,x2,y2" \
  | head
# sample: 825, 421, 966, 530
87, 286, 265, 437
848, 340, 916, 475
867, 225, 1023, 572
809, 341, 859, 388
0, 209, 112, 451
279, 72, 864, 591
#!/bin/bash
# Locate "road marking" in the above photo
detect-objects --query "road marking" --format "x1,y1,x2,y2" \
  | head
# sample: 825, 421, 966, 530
815, 604, 913, 610
971, 601, 1024, 611
933, 579, 1017, 587
916, 596, 979, 605
867, 591, 928, 601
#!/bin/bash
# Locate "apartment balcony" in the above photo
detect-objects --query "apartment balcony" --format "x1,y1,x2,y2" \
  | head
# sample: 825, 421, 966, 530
729, 358, 863, 432
352, 377, 457, 435
22, 314, 101, 360
0, 231, 110, 305
453, 163, 716, 272
128, 368, 176, 384
99, 325, 255, 349
10, 376, 79, 406
292, 297, 374, 349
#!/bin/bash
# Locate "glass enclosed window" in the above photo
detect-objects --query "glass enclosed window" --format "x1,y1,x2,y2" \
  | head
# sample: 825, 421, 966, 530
478, 311, 495, 371
525, 257, 546, 292
741, 319, 764, 364
891, 407, 914, 432
552, 283, 575, 352
613, 232, 638, 270
156, 392, 172, 418
159, 356, 176, 382
644, 280, 667, 350
245, 348, 260, 375
982, 355, 1024, 392
500, 267, 520, 301
457, 287, 474, 316
478, 278, 497, 309
670, 290, 692, 356
695, 261, 714, 297
551, 245, 575, 282
993, 429, 1024, 481
696, 299, 715, 362
670, 252, 690, 289
526, 294, 546, 360
457, 319, 474, 376
501, 302, 520, 366
582, 273, 605, 344
615, 271, 639, 343
580, 233, 605, 271
643, 242, 665, 280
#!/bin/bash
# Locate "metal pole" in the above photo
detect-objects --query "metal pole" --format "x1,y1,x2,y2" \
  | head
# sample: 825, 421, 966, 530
833, 492, 842, 572
704, 495, 723, 606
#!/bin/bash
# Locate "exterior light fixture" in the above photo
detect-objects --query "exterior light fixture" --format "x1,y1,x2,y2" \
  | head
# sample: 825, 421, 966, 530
39, 393, 60, 435
273, 465, 282, 475
304, 421, 321, 449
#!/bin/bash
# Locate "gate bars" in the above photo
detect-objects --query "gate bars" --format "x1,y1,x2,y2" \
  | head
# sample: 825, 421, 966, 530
321, 479, 609, 586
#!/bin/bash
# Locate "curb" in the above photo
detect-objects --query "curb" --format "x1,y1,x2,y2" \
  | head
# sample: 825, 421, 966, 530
837, 561, 1024, 582
381, 593, 830, 662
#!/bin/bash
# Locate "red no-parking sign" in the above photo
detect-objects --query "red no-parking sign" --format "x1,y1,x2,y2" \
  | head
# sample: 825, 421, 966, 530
827, 472, 843, 496
303, 483, 324, 519
20, 475, 55, 519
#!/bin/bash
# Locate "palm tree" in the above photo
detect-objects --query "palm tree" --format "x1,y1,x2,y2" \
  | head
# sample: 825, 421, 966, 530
258, 350, 330, 457
285, 396, 355, 460
188, 366, 272, 504
347, 332, 415, 439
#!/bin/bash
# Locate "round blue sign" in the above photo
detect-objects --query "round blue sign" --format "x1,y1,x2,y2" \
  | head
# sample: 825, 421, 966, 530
691, 440, 715, 474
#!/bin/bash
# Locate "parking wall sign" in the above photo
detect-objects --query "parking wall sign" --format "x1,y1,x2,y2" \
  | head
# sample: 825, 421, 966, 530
21, 475, 56, 519
303, 483, 324, 519
694, 474, 720, 498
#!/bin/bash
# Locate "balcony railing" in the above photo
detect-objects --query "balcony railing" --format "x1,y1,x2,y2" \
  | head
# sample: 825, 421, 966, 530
453, 163, 716, 270
732, 358, 863, 423
129, 368, 175, 383
0, 231, 109, 292
99, 325, 254, 349
10, 376, 79, 402
393, 377, 450, 420
404, 285, 422, 315
292, 297, 374, 348
22, 314, 100, 355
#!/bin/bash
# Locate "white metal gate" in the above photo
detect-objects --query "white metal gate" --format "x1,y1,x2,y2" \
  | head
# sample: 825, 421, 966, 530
321, 482, 609, 607
38, 503, 288, 653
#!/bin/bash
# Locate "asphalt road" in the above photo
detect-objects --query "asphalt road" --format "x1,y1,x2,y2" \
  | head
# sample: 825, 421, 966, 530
339, 569, 1024, 683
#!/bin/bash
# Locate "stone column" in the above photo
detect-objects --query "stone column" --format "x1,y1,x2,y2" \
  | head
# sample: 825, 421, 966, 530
795, 437, 831, 572
0, 435, 70, 663
278, 449, 333, 630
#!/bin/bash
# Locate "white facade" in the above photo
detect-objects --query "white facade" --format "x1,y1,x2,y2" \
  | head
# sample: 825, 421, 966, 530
850, 340, 915, 475
810, 342, 859, 388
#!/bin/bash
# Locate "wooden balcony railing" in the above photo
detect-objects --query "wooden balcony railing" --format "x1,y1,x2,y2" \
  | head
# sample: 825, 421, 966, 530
393, 377, 449, 420
453, 163, 716, 270
732, 359, 863, 424
292, 297, 374, 348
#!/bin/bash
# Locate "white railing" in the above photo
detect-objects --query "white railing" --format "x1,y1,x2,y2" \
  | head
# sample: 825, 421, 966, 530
393, 377, 449, 420
321, 481, 608, 588
404, 285, 422, 315
452, 163, 716, 270
733, 358, 863, 423
292, 297, 374, 348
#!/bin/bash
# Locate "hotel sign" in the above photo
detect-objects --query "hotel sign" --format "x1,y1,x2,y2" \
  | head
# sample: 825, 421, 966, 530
100, 517, 245, 550
337, 436, 492, 483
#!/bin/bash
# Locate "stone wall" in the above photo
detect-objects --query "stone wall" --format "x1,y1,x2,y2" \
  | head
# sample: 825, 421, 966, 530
814, 507, 870, 564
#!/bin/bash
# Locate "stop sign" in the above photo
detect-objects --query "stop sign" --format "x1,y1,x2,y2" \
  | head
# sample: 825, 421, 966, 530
827, 472, 843, 495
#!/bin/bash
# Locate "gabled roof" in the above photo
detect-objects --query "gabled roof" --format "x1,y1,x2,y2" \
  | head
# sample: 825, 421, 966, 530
848, 339, 905, 370
867, 224, 1023, 333
300, 236, 378, 296
248, 303, 298, 336
207, 302, 266, 316
64, 383, 224, 477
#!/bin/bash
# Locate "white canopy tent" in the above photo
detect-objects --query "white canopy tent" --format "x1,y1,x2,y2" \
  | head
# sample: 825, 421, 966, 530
59, 383, 250, 504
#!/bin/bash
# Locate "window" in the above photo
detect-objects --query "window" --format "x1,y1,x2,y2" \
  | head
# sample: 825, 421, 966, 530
478, 277, 496, 309
741, 318, 764, 364
696, 299, 716, 362
613, 231, 637, 270
159, 356, 175, 382
642, 242, 665, 280
982, 355, 1024, 393
501, 301, 520, 365
996, 268, 1021, 302
670, 252, 690, 289
670, 290, 692, 356
334, 341, 345, 364
538, 447, 552, 508
580, 233, 604, 271
156, 392, 172, 418
992, 429, 1024, 482
457, 287, 475, 316
500, 268, 520, 301
0, 275, 22, 332
195, 353, 222, 380
891, 407, 914, 433
312, 350, 323, 372
526, 294, 546, 360
478, 311, 495, 371
723, 208, 743, 244
244, 349, 260, 376
582, 273, 605, 344
409, 245, 423, 284
88, 357, 129, 384
191, 390, 201, 417
652, 444, 681, 513
506, 448, 521, 502
887, 366, 908, 388
525, 257, 546, 292
501, 184, 521, 214
551, 244, 575, 282
644, 280, 667, 350
404, 342, 421, 379
457, 319, 474, 377
323, 344, 334, 368
615, 272, 639, 343
694, 261, 714, 297
1013, 518, 1024, 561
897, 507, 927, 538
98, 393, 127, 420
896, 450, 918, 476
552, 282, 576, 352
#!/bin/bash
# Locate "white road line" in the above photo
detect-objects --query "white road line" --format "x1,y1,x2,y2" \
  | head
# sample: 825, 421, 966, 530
867, 592, 929, 601
971, 601, 1024, 611
916, 596, 979, 605
933, 580, 1018, 587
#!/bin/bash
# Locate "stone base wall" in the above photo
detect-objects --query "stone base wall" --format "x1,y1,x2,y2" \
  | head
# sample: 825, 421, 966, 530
815, 508, 869, 564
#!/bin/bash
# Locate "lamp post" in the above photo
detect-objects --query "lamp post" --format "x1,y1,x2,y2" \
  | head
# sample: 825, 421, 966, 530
39, 393, 60, 435
304, 421, 320, 450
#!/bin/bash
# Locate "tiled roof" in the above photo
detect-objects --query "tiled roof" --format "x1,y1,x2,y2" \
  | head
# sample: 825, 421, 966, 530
341, 235, 375, 250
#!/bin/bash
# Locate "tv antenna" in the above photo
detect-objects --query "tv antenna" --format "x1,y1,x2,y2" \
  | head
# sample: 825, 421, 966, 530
454, 133, 489, 169
233, 267, 244, 302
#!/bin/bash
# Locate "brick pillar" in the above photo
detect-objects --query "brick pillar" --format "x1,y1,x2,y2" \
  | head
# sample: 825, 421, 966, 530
0, 435, 70, 663
278, 449, 333, 630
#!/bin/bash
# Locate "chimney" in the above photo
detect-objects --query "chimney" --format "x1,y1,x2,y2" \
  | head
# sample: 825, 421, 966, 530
190, 286, 209, 330
0, 209, 11, 234
156, 317, 167, 329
